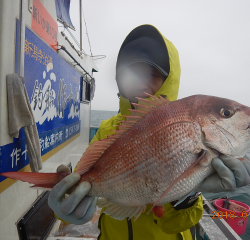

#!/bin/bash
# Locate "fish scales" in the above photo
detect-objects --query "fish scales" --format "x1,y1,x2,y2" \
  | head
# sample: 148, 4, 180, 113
82, 102, 206, 206
166, 164, 214, 203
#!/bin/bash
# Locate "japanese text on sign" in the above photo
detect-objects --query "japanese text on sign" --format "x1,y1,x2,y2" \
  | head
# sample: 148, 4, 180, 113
32, 0, 58, 50
32, 5, 57, 41
25, 39, 52, 66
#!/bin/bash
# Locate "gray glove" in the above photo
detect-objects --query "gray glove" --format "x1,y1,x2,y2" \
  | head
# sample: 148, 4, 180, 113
48, 165, 97, 225
198, 156, 250, 193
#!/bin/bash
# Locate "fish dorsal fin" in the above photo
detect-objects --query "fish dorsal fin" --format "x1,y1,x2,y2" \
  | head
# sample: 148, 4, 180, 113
75, 93, 170, 175
120, 93, 169, 136
124, 93, 170, 121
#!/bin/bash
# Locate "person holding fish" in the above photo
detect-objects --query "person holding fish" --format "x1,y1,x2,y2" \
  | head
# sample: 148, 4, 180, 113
37, 25, 250, 239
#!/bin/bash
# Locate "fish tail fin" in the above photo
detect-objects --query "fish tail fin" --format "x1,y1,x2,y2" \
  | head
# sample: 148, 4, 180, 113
0, 172, 70, 190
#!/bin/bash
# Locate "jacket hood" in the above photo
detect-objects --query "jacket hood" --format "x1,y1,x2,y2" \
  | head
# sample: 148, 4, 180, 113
116, 25, 181, 116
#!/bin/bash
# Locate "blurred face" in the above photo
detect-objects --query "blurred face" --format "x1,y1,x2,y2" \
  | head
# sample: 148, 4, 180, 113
117, 63, 166, 103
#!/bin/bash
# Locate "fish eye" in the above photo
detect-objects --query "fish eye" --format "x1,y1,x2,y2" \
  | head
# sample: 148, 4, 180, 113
220, 108, 235, 118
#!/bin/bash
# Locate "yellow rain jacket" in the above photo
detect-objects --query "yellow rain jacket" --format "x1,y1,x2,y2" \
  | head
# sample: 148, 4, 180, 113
90, 25, 203, 240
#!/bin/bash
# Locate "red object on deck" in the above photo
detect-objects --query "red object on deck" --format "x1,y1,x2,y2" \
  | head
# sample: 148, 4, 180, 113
214, 199, 250, 235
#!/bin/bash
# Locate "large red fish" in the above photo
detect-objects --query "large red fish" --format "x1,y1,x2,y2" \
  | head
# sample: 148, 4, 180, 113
2, 94, 250, 220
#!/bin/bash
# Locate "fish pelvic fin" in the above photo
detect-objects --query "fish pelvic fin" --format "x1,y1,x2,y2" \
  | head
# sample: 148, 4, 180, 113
0, 172, 69, 188
148, 150, 207, 214
97, 198, 145, 221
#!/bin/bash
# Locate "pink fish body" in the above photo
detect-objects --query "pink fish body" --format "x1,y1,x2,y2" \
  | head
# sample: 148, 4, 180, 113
2, 94, 250, 220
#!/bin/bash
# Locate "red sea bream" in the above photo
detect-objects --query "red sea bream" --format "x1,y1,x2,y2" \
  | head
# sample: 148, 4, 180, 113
2, 94, 250, 220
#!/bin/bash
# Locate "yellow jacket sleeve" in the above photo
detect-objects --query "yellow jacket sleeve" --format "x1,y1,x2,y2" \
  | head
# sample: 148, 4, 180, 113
152, 195, 203, 234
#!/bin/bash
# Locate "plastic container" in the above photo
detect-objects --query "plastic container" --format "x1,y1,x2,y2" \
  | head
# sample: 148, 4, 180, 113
214, 199, 250, 235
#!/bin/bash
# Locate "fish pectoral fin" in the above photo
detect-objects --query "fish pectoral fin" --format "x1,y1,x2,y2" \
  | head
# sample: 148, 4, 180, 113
199, 148, 217, 167
97, 198, 145, 221
149, 150, 207, 213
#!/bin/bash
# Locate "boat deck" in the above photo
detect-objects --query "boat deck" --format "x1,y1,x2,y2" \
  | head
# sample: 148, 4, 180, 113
47, 208, 101, 240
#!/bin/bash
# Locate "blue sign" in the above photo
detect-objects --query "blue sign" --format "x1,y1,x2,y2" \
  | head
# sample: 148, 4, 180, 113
16, 19, 81, 136
0, 20, 82, 181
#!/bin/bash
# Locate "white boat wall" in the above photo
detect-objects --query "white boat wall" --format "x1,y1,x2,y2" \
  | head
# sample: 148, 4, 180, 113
0, 0, 97, 239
